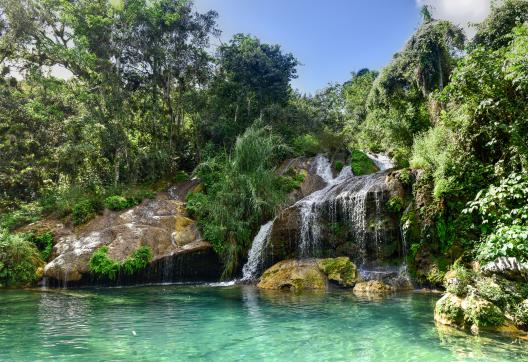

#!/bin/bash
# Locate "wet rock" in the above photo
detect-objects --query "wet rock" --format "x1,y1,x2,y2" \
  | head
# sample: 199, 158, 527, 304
44, 192, 221, 286
482, 257, 528, 281
435, 293, 464, 327
257, 259, 327, 291
353, 280, 394, 295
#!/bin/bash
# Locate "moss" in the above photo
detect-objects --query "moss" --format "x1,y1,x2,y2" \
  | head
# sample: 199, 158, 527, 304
435, 294, 464, 325
463, 294, 505, 327
334, 160, 344, 172
387, 196, 403, 213
279, 169, 306, 193
349, 149, 379, 176
426, 264, 446, 286
317, 257, 357, 287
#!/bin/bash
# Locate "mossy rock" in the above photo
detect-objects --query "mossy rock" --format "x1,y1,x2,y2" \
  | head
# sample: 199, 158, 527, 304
317, 257, 357, 287
512, 299, 528, 328
434, 293, 464, 327
444, 266, 473, 296
462, 294, 505, 328
258, 259, 327, 291
353, 280, 394, 295
349, 150, 379, 176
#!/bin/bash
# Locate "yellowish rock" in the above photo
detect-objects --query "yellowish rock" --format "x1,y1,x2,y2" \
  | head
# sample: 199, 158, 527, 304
257, 259, 327, 291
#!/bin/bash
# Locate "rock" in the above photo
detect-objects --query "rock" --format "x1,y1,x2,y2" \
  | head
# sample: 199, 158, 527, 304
482, 257, 528, 281
172, 215, 201, 247
257, 259, 327, 291
444, 267, 473, 296
317, 257, 357, 287
353, 280, 394, 295
435, 293, 464, 327
44, 192, 221, 285
462, 294, 505, 329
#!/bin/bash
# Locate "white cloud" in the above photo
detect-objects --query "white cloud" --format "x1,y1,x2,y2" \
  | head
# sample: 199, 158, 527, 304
416, 0, 492, 35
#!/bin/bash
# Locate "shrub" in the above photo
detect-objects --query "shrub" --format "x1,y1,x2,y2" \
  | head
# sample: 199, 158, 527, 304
278, 169, 306, 193
512, 299, 528, 328
477, 225, 528, 263
28, 231, 54, 261
349, 149, 378, 175
398, 169, 412, 186
71, 200, 97, 226
444, 264, 473, 296
104, 196, 130, 211
0, 229, 43, 287
89, 245, 152, 280
0, 203, 42, 231
293, 134, 321, 156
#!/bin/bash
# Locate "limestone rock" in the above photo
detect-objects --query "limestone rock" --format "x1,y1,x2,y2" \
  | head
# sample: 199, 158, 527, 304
482, 257, 528, 281
257, 259, 327, 291
44, 192, 221, 285
353, 280, 394, 295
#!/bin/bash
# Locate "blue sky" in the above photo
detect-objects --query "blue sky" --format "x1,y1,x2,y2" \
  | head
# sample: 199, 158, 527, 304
194, 0, 491, 94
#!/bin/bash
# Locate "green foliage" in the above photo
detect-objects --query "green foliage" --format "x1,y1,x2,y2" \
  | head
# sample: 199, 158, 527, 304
387, 196, 403, 213
0, 203, 42, 231
28, 232, 54, 261
189, 126, 288, 278
0, 229, 43, 287
292, 134, 321, 156
89, 245, 152, 280
463, 294, 505, 327
104, 196, 129, 211
71, 200, 98, 226
444, 264, 473, 296
465, 173, 528, 262
334, 160, 344, 172
349, 149, 378, 176
398, 169, 413, 186
278, 170, 306, 193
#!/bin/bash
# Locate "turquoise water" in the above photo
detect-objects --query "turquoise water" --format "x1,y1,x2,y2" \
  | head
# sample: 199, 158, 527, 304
1, 286, 527, 361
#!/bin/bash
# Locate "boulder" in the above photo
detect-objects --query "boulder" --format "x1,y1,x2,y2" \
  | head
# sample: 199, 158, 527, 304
44, 191, 221, 286
257, 259, 327, 291
353, 280, 394, 295
482, 257, 528, 281
317, 257, 357, 287
435, 293, 464, 327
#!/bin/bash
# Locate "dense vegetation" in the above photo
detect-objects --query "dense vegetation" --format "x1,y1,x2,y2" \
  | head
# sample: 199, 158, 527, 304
0, 0, 527, 283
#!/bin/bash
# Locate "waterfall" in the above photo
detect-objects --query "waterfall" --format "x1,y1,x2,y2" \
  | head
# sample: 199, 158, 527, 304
242, 220, 274, 281
241, 153, 399, 281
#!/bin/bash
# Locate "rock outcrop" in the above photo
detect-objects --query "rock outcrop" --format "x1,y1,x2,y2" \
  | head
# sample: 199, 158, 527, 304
257, 257, 358, 291
43, 185, 222, 286
434, 260, 528, 335
353, 280, 395, 295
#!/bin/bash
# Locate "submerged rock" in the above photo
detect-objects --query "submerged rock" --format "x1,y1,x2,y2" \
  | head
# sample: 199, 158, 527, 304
43, 189, 221, 286
257, 259, 327, 291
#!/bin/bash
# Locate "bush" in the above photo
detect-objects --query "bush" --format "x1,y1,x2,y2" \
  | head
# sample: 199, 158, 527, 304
89, 245, 152, 280
0, 203, 42, 231
349, 149, 378, 175
28, 231, 54, 261
104, 196, 130, 211
463, 294, 505, 328
293, 134, 321, 156
278, 169, 306, 193
444, 264, 473, 296
477, 225, 528, 263
71, 200, 97, 226
398, 169, 412, 186
0, 229, 43, 287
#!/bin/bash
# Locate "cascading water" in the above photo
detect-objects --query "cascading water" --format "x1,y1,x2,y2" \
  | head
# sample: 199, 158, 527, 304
241, 153, 406, 282
242, 221, 274, 281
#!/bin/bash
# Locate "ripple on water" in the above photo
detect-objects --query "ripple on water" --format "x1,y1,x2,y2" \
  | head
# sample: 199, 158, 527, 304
0, 287, 527, 361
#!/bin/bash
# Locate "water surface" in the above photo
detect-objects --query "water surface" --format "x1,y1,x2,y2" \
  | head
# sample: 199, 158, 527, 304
1, 286, 527, 361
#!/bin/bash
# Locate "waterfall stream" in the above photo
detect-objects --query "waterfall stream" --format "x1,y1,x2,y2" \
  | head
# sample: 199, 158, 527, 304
241, 153, 402, 281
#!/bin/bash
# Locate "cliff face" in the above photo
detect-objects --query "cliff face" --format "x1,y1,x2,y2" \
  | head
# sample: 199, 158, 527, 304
42, 182, 222, 287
